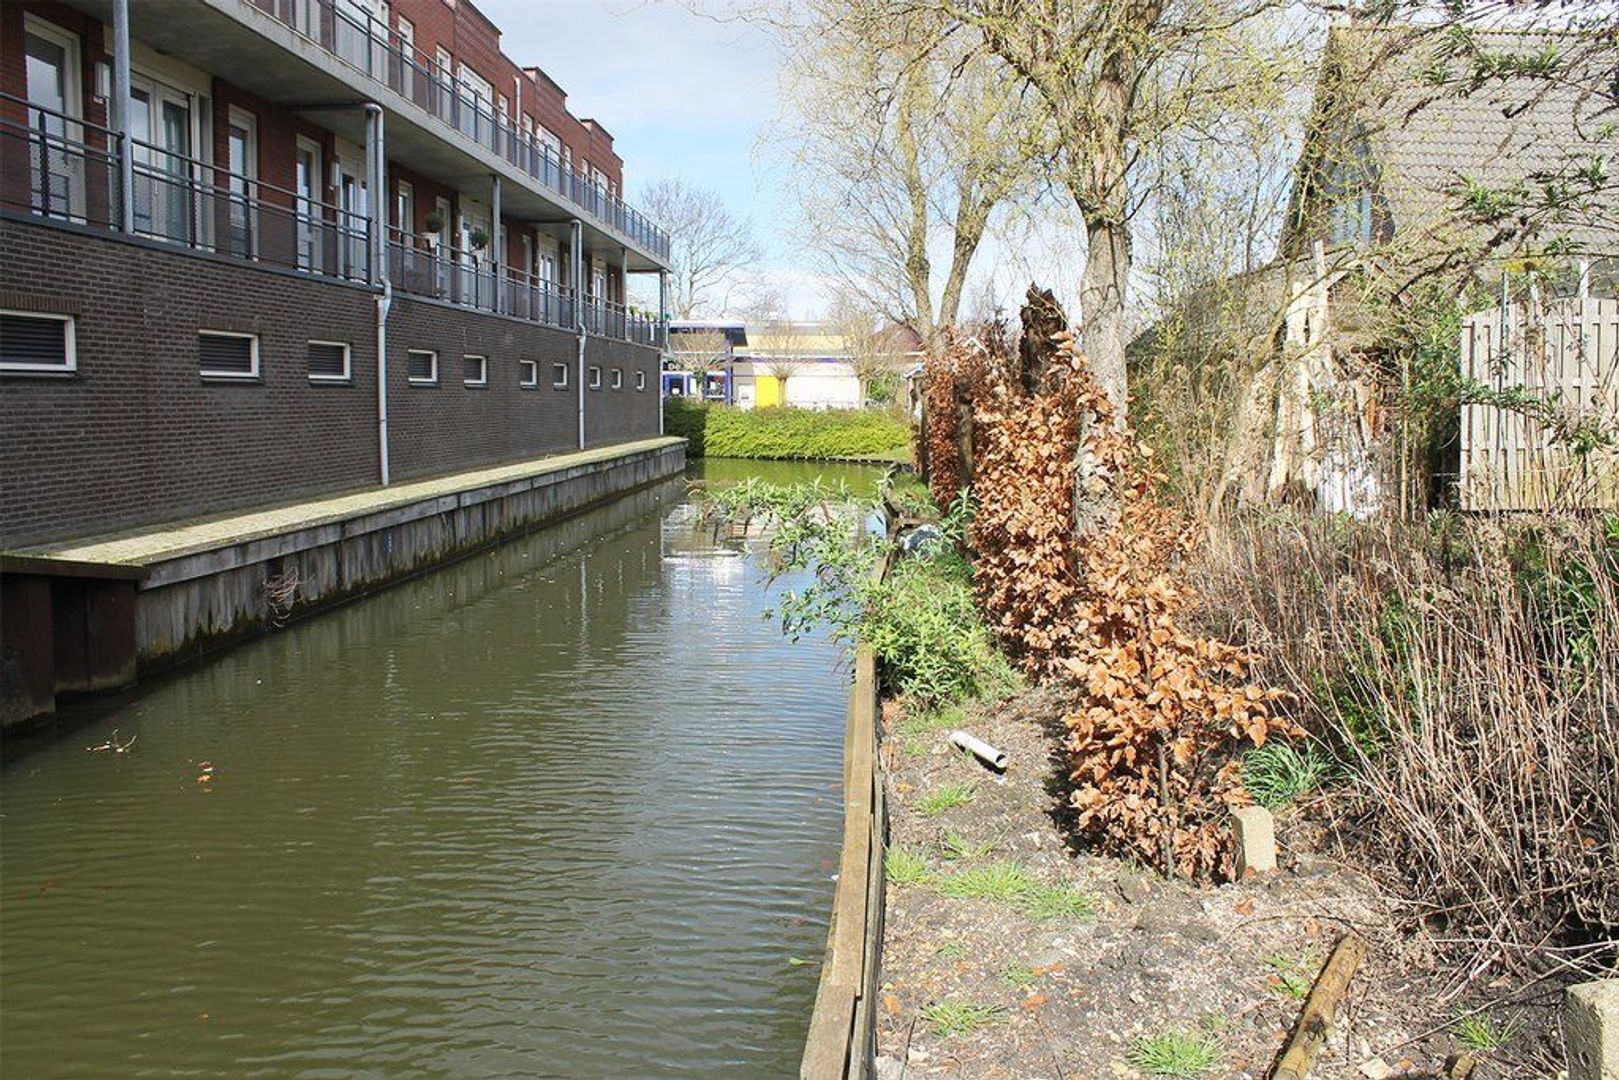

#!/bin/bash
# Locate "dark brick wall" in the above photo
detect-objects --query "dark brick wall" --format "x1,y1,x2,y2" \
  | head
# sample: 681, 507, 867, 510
387, 296, 580, 481
584, 337, 662, 448
0, 220, 662, 548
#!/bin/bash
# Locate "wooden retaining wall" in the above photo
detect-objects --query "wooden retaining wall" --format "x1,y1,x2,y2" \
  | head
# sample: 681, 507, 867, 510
801, 548, 893, 1080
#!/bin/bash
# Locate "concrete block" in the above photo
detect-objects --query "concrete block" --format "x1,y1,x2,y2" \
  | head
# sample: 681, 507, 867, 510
1567, 979, 1619, 1080
1231, 805, 1277, 877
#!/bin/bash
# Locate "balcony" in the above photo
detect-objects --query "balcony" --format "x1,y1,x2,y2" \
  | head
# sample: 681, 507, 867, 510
1, 94, 664, 349
247, 0, 670, 263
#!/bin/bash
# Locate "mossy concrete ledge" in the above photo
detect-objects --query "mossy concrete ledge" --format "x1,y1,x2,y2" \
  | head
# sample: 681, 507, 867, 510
1, 438, 685, 727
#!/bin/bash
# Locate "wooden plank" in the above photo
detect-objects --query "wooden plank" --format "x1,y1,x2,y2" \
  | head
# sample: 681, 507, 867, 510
1271, 933, 1368, 1080
801, 545, 893, 1079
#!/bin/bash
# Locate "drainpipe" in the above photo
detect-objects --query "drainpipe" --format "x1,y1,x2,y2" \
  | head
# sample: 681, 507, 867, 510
365, 103, 391, 485
572, 218, 586, 449
111, 0, 133, 231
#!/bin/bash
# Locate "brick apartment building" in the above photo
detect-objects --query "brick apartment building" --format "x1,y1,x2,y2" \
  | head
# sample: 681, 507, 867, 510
0, 0, 673, 549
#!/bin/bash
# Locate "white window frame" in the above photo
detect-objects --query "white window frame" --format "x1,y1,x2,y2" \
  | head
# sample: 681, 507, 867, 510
0, 309, 76, 373
588, 365, 602, 390
552, 362, 569, 389
407, 348, 438, 385
519, 359, 539, 388
23, 15, 85, 222
198, 329, 259, 379
307, 339, 351, 383
635, 370, 646, 392
610, 367, 622, 390
463, 353, 488, 387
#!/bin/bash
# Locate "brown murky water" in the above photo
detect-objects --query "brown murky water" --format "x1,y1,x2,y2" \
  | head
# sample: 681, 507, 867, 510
1, 462, 882, 1078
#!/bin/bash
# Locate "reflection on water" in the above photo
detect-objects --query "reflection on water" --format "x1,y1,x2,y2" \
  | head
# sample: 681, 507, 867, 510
1, 464, 885, 1078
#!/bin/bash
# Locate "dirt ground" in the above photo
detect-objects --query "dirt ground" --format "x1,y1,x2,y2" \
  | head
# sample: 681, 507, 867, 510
873, 686, 1570, 1080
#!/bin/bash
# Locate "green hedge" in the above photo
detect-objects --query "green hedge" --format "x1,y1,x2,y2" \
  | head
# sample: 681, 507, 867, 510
665, 399, 911, 461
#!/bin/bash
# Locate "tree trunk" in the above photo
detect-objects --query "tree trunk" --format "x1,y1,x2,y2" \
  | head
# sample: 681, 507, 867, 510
1079, 215, 1130, 425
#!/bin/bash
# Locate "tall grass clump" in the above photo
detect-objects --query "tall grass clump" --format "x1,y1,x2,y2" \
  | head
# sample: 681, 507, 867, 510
1195, 511, 1619, 964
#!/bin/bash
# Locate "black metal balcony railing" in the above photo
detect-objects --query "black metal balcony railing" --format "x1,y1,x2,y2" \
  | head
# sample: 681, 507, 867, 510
2, 94, 665, 349
253, 0, 672, 262
2, 99, 369, 282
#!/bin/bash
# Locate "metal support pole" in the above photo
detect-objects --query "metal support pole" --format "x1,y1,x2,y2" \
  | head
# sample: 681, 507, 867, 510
658, 270, 669, 350
572, 218, 586, 450
490, 173, 502, 313
112, 0, 133, 231
365, 104, 391, 486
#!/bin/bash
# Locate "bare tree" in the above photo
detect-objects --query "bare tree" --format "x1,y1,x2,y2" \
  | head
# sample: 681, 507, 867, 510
825, 289, 908, 405
667, 329, 731, 378
776, 3, 1047, 350
829, 0, 1296, 425
639, 178, 761, 318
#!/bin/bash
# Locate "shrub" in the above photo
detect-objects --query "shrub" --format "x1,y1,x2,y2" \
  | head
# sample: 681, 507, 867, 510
703, 479, 1013, 709
863, 550, 1016, 707
664, 398, 909, 461
1195, 512, 1619, 957
954, 325, 1291, 880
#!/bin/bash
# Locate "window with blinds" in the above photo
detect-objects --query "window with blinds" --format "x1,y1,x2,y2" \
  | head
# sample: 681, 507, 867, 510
0, 311, 75, 372
463, 355, 487, 386
519, 359, 538, 387
408, 349, 437, 384
307, 341, 350, 382
198, 331, 258, 378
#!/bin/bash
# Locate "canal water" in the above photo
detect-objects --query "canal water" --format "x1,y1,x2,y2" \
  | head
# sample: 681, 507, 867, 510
0, 460, 884, 1079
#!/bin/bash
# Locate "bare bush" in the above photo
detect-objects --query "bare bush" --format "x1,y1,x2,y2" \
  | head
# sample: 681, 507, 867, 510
1194, 512, 1619, 972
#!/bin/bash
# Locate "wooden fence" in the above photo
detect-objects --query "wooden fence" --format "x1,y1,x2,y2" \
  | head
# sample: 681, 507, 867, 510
1459, 296, 1619, 511
799, 547, 892, 1080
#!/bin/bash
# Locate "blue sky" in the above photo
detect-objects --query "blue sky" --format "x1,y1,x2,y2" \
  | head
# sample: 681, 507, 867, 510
485, 1, 1099, 322
484, 1, 809, 312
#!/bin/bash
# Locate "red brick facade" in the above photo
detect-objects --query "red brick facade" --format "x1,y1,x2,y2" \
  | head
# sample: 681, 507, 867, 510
2, 0, 667, 548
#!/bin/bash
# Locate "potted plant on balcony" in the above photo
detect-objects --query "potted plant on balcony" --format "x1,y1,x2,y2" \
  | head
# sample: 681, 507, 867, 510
468, 226, 490, 252
422, 209, 445, 250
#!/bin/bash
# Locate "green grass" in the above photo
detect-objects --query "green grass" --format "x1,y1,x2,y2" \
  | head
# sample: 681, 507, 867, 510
898, 704, 963, 739
919, 999, 1007, 1038
884, 844, 933, 886
1126, 1028, 1225, 1077
937, 860, 1034, 902
1244, 740, 1333, 809
934, 942, 969, 961
941, 829, 996, 861
1264, 953, 1316, 1000
1000, 963, 1037, 988
916, 782, 976, 817
1019, 884, 1098, 921
1452, 1013, 1519, 1053
665, 399, 911, 461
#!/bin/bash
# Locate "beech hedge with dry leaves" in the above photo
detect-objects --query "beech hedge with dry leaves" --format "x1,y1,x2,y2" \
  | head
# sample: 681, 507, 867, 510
933, 305, 1292, 880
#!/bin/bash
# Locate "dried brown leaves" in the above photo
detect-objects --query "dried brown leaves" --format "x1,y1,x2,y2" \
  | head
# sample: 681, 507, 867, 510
936, 321, 1291, 880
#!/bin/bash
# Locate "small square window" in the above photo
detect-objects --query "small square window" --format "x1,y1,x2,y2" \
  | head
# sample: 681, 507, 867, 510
553, 363, 570, 389
519, 359, 539, 387
408, 349, 437, 384
588, 365, 602, 390
635, 370, 646, 391
610, 367, 623, 390
463, 355, 487, 386
199, 331, 258, 378
0, 311, 75, 373
308, 340, 350, 382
